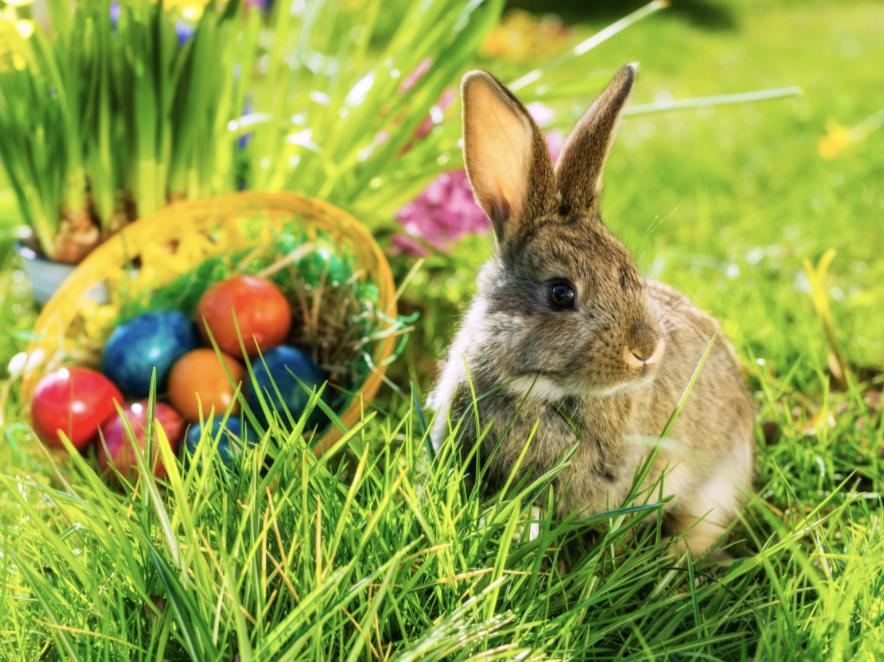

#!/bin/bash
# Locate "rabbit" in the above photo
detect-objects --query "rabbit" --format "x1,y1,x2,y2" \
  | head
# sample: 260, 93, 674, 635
426, 64, 755, 557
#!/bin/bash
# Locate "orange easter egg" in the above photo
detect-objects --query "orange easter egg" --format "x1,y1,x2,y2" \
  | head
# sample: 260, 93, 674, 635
168, 349, 246, 423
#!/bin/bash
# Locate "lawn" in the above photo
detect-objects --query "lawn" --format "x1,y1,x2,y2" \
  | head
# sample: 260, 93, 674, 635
2, 0, 884, 659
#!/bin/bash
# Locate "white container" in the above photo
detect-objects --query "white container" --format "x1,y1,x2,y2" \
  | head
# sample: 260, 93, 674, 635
14, 242, 111, 306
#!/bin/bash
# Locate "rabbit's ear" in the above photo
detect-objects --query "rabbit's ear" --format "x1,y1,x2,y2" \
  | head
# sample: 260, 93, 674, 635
462, 70, 556, 249
555, 64, 636, 213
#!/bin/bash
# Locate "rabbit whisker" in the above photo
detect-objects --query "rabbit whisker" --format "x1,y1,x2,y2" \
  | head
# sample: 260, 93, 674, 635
655, 293, 691, 326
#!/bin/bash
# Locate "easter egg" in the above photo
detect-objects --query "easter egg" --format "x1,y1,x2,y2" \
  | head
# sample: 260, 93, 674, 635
247, 346, 326, 428
97, 401, 184, 480
183, 418, 258, 468
102, 311, 198, 397
31, 367, 123, 450
168, 349, 246, 423
196, 276, 291, 358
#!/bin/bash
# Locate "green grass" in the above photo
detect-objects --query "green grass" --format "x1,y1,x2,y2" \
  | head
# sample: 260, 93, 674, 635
1, 363, 883, 659
3, 0, 884, 659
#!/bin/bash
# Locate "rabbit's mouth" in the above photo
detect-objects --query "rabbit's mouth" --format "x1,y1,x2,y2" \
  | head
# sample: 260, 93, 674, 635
506, 360, 662, 402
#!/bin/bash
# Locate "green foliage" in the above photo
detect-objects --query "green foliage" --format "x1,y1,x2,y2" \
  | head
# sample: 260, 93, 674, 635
3, 0, 884, 659
0, 0, 247, 254
0, 13, 82, 256
2, 0, 777, 260
0, 0, 507, 256
243, 0, 507, 219
2, 357, 884, 659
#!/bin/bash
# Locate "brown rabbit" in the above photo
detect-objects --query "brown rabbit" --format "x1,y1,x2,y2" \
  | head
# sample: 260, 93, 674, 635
427, 64, 755, 557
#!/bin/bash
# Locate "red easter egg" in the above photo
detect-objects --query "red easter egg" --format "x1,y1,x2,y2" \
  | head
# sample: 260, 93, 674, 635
168, 349, 246, 423
97, 401, 184, 480
196, 276, 291, 358
31, 368, 124, 451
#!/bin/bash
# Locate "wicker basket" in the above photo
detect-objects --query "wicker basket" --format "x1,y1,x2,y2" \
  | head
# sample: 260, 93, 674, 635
21, 192, 397, 458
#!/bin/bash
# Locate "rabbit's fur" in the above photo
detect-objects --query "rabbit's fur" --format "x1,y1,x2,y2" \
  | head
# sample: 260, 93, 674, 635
427, 65, 755, 556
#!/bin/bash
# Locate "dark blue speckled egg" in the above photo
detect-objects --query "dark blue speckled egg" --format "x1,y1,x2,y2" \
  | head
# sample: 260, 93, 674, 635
102, 311, 197, 397
184, 418, 258, 468
247, 346, 327, 429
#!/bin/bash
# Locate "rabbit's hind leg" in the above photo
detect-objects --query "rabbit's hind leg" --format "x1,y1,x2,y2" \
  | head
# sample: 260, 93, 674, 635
664, 471, 746, 560
664, 515, 730, 560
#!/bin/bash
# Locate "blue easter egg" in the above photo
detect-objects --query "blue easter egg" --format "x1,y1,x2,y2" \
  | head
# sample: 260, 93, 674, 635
247, 346, 326, 428
102, 311, 197, 397
184, 418, 257, 468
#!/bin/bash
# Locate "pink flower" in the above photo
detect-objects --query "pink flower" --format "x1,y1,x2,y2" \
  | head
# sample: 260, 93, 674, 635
399, 58, 433, 95
395, 170, 490, 254
393, 103, 563, 257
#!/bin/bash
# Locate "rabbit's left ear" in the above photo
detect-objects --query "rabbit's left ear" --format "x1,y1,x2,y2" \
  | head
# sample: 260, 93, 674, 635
461, 70, 556, 251
556, 64, 637, 213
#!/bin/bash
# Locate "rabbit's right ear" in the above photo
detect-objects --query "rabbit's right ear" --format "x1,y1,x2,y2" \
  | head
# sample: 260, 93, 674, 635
461, 71, 556, 252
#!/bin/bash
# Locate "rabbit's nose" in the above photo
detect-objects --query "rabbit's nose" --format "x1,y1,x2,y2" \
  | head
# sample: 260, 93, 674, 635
625, 339, 665, 369
626, 323, 665, 369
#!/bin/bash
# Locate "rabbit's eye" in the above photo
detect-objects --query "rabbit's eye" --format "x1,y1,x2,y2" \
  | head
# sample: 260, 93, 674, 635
549, 283, 576, 310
